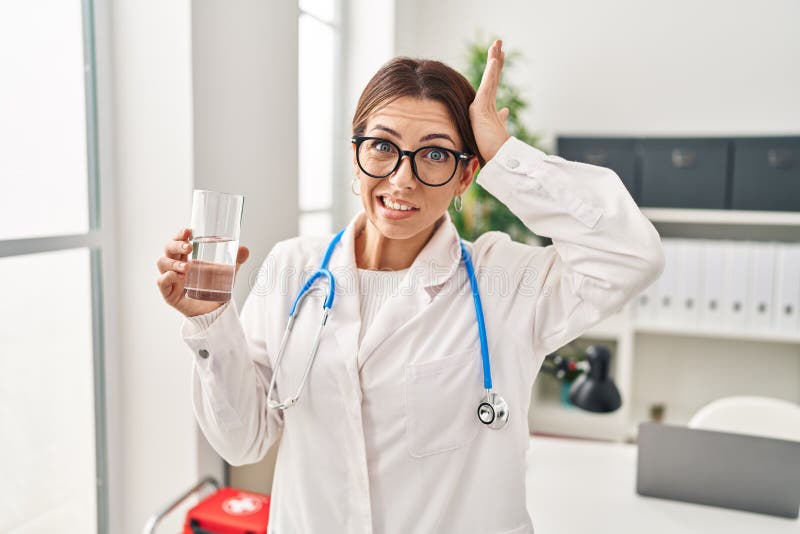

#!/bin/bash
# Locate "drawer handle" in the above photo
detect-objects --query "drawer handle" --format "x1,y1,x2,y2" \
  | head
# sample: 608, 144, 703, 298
767, 148, 794, 169
671, 149, 697, 169
583, 150, 608, 166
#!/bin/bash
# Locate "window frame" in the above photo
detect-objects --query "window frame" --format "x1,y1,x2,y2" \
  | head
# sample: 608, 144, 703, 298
297, 0, 348, 235
0, 1, 113, 531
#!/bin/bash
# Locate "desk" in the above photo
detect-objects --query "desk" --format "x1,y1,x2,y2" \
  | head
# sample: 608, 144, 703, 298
525, 435, 799, 533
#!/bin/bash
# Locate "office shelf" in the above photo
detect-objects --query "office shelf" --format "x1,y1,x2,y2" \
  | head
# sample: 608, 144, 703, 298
579, 319, 800, 344
642, 208, 800, 226
528, 207, 800, 444
634, 322, 800, 344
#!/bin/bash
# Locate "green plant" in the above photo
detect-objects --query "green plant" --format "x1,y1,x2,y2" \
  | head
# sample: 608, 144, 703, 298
450, 36, 545, 244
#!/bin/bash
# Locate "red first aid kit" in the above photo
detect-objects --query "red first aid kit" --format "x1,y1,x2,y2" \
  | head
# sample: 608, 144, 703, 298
183, 487, 271, 534
142, 477, 270, 534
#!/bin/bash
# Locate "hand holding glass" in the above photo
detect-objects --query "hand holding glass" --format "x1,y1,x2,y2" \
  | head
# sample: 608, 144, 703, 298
184, 190, 245, 302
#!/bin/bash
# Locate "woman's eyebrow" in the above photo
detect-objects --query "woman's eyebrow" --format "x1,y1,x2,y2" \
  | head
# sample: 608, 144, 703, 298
371, 124, 456, 146
419, 132, 456, 145
370, 125, 401, 139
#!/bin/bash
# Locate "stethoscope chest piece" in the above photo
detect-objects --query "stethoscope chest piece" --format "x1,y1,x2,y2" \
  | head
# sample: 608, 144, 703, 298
477, 391, 509, 429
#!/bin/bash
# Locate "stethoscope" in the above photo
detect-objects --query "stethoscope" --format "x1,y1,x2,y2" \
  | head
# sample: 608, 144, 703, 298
266, 228, 509, 430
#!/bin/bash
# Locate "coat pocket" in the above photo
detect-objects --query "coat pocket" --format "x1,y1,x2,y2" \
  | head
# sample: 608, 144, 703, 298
403, 350, 482, 458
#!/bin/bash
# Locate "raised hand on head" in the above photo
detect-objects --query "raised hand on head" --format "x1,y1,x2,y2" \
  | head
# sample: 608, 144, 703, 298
469, 39, 511, 163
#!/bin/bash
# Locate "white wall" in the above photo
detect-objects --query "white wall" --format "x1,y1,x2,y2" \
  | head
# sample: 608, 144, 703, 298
111, 0, 195, 531
192, 0, 299, 497
395, 0, 800, 150
110, 0, 298, 531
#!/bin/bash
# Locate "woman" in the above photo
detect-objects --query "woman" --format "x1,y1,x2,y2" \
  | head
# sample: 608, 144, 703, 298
157, 40, 664, 533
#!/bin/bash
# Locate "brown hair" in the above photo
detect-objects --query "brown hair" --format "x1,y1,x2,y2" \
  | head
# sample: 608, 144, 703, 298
352, 57, 484, 167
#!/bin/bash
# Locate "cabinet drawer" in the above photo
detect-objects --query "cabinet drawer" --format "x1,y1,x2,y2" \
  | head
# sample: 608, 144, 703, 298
731, 137, 800, 211
639, 138, 730, 209
557, 137, 638, 200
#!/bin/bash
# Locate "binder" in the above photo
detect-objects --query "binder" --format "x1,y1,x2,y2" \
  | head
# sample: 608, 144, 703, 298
636, 261, 659, 322
655, 239, 680, 325
721, 241, 749, 329
747, 241, 777, 330
675, 239, 701, 325
699, 240, 726, 328
635, 285, 657, 323
774, 243, 800, 333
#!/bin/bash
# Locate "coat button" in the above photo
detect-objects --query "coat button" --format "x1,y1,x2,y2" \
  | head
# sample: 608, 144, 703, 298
198, 349, 209, 359
507, 158, 520, 169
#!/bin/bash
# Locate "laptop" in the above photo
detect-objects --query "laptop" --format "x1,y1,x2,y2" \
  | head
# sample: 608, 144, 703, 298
636, 422, 800, 519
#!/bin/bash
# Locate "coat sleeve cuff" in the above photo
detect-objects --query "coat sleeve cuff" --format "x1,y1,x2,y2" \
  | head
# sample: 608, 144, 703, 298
181, 300, 244, 377
185, 301, 230, 331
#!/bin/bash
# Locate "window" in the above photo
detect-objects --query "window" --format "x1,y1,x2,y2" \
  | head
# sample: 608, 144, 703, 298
298, 0, 342, 236
0, 1, 109, 532
0, 1, 91, 240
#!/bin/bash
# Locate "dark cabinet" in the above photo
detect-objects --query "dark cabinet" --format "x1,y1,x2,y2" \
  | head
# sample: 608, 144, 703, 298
557, 135, 800, 212
638, 138, 730, 209
730, 137, 800, 211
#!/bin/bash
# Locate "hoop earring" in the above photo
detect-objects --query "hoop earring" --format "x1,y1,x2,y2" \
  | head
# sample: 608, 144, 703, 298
453, 195, 462, 212
351, 176, 360, 196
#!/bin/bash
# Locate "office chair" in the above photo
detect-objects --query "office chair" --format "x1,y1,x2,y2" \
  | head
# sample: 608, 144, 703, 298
689, 395, 800, 442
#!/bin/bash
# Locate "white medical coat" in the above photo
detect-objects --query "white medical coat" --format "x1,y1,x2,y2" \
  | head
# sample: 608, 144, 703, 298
181, 136, 665, 533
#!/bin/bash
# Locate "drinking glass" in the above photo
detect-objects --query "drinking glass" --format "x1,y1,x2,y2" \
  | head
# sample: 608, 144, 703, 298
184, 189, 245, 302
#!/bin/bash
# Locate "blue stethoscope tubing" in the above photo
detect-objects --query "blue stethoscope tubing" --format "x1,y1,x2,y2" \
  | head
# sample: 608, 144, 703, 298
266, 228, 509, 429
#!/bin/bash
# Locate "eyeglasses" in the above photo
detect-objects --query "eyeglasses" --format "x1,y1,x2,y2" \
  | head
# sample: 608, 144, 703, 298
351, 136, 473, 187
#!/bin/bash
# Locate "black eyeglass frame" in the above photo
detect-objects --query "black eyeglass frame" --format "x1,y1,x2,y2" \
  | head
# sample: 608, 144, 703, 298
351, 135, 474, 187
